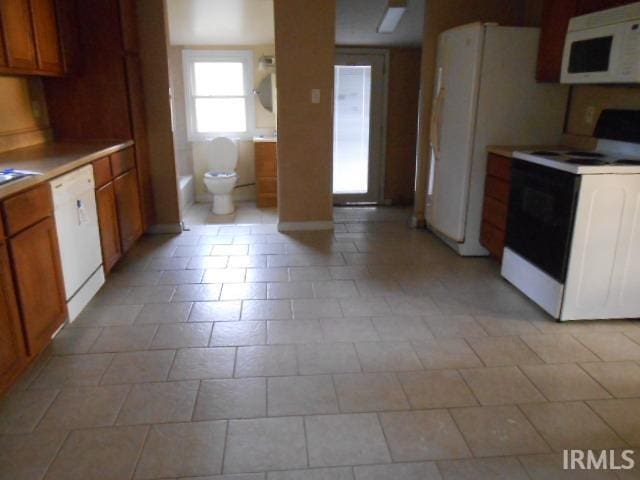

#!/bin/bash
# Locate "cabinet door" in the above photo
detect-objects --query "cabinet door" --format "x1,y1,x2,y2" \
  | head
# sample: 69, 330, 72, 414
113, 169, 143, 254
96, 182, 122, 273
536, 0, 578, 83
576, 0, 635, 14
0, 0, 37, 70
30, 0, 62, 73
10, 217, 67, 355
53, 0, 79, 74
0, 242, 27, 393
0, 20, 7, 67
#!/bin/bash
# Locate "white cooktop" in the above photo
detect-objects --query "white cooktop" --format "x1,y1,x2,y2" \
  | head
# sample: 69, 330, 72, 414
513, 140, 640, 175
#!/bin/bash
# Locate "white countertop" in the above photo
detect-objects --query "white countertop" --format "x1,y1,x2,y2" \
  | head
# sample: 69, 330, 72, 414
253, 136, 277, 143
513, 150, 640, 175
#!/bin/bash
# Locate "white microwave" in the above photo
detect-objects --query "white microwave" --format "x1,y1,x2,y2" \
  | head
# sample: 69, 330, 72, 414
561, 2, 640, 84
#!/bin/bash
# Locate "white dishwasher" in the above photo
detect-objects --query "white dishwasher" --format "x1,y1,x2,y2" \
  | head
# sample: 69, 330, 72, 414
50, 165, 105, 322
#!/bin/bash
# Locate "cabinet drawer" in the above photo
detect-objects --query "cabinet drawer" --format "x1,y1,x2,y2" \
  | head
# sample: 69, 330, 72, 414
93, 156, 113, 188
480, 221, 506, 260
2, 183, 53, 236
255, 143, 277, 177
486, 153, 512, 181
482, 196, 508, 230
257, 177, 277, 195
110, 148, 136, 177
484, 176, 511, 204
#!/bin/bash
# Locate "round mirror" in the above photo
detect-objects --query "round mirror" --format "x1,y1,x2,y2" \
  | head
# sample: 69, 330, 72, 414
256, 74, 274, 112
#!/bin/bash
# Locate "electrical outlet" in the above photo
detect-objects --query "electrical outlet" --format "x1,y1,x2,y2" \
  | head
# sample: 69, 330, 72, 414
311, 89, 321, 104
585, 106, 596, 125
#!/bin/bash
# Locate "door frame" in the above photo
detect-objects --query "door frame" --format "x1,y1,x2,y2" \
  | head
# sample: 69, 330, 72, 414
333, 48, 389, 205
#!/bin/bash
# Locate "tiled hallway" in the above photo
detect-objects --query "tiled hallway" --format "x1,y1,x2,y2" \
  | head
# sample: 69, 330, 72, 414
1, 207, 640, 479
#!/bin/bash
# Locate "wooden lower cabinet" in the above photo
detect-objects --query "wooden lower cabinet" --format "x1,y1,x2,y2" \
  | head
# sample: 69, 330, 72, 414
9, 217, 66, 355
96, 182, 122, 273
0, 242, 27, 393
480, 153, 513, 260
114, 168, 143, 253
255, 141, 278, 208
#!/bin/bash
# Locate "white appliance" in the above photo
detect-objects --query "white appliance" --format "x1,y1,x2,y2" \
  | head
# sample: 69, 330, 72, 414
50, 165, 105, 322
427, 23, 569, 256
502, 131, 640, 321
561, 2, 640, 84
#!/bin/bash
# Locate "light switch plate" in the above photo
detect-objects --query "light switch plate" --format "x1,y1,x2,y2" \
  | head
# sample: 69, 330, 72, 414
311, 89, 321, 104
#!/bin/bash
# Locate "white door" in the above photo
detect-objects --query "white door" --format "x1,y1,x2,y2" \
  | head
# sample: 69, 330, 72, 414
333, 51, 386, 204
427, 24, 484, 241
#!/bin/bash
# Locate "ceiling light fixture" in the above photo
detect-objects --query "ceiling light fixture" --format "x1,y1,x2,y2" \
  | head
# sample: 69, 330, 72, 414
377, 0, 407, 34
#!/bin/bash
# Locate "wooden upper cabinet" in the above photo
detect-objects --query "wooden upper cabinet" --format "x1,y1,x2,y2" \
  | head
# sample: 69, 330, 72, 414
576, 0, 636, 14
118, 0, 138, 52
113, 168, 143, 254
0, 242, 27, 394
9, 217, 66, 355
30, 0, 62, 73
53, 0, 79, 74
0, 0, 37, 70
96, 182, 122, 273
536, 0, 578, 83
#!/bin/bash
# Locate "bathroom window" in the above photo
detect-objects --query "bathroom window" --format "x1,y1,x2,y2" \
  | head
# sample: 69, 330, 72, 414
183, 50, 255, 140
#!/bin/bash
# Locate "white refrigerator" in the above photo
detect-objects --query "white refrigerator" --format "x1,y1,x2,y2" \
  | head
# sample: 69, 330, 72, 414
426, 23, 569, 256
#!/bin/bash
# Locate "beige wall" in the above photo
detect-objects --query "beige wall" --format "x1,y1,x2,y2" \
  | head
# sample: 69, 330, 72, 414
273, 0, 335, 226
0, 76, 51, 153
567, 86, 640, 137
413, 0, 537, 224
136, 0, 181, 227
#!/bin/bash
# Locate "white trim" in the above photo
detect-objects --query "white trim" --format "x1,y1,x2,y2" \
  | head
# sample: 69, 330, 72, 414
278, 221, 334, 232
182, 49, 256, 142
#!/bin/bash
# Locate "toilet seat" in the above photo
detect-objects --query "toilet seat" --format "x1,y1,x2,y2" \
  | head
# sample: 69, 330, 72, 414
205, 171, 238, 179
207, 137, 238, 173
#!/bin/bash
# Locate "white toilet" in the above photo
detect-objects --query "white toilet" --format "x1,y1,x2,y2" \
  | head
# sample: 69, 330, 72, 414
203, 137, 239, 215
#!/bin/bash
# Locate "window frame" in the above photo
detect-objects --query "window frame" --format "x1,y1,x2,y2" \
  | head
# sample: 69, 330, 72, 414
182, 49, 256, 141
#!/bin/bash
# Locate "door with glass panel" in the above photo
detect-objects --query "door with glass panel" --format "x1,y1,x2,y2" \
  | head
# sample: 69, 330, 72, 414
333, 51, 386, 204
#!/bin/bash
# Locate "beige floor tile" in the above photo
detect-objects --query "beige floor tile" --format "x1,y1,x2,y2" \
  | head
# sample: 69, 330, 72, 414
202, 268, 247, 284
249, 244, 286, 255
157, 269, 204, 285
242, 300, 292, 320
574, 333, 640, 361
108, 271, 162, 287
173, 284, 222, 302
354, 462, 442, 480
224, 417, 307, 473
116, 380, 198, 425
135, 421, 226, 478
333, 373, 409, 412
269, 468, 353, 480
297, 343, 361, 375
31, 354, 114, 389
0, 430, 67, 480
371, 316, 433, 341
122, 286, 176, 304
355, 341, 423, 372
102, 350, 175, 384
385, 296, 441, 317
519, 453, 619, 480
474, 314, 540, 336
588, 399, 640, 446
145, 256, 189, 271
246, 267, 289, 282
90, 325, 158, 353
37, 385, 128, 431
151, 323, 212, 349
73, 304, 143, 327
267, 320, 324, 344
187, 256, 229, 269
292, 299, 342, 319
411, 338, 483, 370
46, 426, 147, 480
268, 375, 338, 416
305, 413, 391, 467
520, 334, 600, 363
135, 302, 193, 324
380, 410, 471, 461
289, 267, 332, 281
168, 347, 235, 380
212, 244, 249, 256
171, 245, 212, 257
355, 278, 404, 297
521, 401, 625, 451
229, 255, 268, 268
211, 321, 266, 346
0, 389, 59, 434
451, 406, 550, 457
436, 457, 529, 480
189, 301, 241, 322
320, 318, 380, 342
235, 345, 297, 377
194, 378, 266, 420
313, 280, 359, 299
89, 286, 134, 306
221, 283, 267, 301
48, 327, 102, 355
397, 370, 477, 409
268, 282, 314, 300
339, 298, 391, 317
329, 265, 370, 280
581, 361, 640, 398
466, 336, 543, 366
460, 366, 545, 405
423, 314, 487, 339
521, 364, 611, 401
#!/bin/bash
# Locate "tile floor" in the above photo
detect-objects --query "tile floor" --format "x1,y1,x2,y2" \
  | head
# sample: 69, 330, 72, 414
184, 201, 278, 225
1, 206, 640, 480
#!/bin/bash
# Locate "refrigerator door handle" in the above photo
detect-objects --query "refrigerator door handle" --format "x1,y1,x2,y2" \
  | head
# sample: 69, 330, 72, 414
430, 88, 445, 160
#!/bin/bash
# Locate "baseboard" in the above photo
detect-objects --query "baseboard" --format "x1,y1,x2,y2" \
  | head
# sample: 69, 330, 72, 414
278, 221, 334, 232
147, 223, 184, 234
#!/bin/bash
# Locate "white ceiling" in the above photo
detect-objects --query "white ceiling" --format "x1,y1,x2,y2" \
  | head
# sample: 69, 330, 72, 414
166, 0, 275, 46
166, 0, 424, 48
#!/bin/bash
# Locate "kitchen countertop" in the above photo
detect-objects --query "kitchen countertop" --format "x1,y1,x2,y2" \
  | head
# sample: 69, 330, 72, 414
0, 140, 133, 200
487, 145, 565, 158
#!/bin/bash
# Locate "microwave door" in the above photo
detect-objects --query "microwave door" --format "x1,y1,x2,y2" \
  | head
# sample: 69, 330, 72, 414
568, 36, 613, 74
